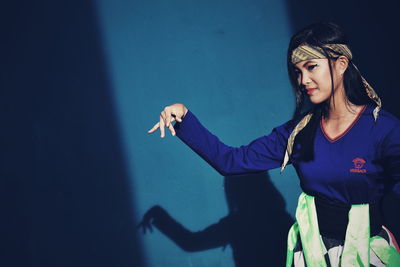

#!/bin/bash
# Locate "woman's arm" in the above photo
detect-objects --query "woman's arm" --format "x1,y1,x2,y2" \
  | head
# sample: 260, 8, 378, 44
381, 123, 400, 194
149, 104, 293, 176
175, 110, 293, 175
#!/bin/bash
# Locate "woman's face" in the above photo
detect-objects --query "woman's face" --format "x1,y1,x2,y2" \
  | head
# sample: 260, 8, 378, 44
294, 58, 342, 104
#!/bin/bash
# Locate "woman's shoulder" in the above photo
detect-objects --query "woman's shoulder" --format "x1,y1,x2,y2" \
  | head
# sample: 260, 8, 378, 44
363, 107, 400, 146
377, 109, 400, 132
364, 105, 400, 130
375, 109, 400, 147
378, 109, 400, 122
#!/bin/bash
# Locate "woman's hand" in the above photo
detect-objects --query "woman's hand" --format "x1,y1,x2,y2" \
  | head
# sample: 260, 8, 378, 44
148, 103, 188, 138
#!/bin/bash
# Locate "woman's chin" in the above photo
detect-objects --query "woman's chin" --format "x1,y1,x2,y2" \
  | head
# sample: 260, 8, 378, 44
308, 95, 329, 105
309, 98, 324, 105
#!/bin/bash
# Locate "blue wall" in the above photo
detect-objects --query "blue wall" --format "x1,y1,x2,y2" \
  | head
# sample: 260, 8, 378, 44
95, 0, 300, 266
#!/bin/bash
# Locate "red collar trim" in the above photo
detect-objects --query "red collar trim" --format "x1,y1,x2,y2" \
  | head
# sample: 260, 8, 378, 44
320, 105, 367, 143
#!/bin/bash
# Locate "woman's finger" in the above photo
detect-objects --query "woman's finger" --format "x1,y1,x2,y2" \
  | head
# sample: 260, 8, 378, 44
159, 116, 166, 138
165, 114, 176, 136
164, 107, 172, 127
148, 122, 160, 133
175, 115, 183, 122
159, 111, 168, 137
160, 110, 167, 123
168, 123, 176, 136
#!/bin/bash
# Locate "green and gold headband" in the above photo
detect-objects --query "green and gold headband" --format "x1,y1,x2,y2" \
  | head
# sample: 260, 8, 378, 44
291, 44, 352, 64
280, 44, 382, 172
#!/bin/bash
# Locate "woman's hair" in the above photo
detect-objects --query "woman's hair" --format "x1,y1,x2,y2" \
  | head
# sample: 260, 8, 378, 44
287, 21, 375, 161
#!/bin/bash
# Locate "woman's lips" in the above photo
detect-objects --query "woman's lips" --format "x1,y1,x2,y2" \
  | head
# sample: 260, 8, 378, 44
306, 88, 317, 95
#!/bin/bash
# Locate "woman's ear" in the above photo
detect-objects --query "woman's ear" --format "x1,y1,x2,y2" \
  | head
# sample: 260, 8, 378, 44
335, 56, 349, 75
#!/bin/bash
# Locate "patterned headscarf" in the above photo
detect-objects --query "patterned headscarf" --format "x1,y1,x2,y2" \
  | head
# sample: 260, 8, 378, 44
280, 44, 382, 172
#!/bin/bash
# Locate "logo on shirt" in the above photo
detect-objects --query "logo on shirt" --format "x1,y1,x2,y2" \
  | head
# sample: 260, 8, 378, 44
350, 157, 367, 173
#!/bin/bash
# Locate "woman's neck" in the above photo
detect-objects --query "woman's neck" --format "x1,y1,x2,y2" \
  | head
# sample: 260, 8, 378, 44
327, 87, 361, 121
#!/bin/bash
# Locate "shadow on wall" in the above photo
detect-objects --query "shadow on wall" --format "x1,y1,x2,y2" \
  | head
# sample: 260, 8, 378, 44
1, 1, 145, 267
139, 172, 294, 267
285, 0, 400, 240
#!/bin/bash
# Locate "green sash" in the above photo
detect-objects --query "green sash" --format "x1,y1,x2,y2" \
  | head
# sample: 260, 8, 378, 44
286, 192, 400, 267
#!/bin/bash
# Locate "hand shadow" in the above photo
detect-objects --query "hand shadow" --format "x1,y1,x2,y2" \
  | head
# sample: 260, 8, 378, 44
138, 172, 294, 267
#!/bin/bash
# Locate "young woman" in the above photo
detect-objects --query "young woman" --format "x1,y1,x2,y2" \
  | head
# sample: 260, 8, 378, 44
148, 22, 400, 266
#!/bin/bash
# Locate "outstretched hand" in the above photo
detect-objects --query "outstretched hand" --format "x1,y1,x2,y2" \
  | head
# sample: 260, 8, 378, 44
148, 103, 188, 138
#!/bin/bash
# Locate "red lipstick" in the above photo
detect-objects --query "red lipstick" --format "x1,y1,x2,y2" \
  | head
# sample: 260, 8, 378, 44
306, 88, 317, 95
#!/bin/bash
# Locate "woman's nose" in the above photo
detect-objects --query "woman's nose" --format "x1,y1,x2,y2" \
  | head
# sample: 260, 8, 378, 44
301, 73, 311, 86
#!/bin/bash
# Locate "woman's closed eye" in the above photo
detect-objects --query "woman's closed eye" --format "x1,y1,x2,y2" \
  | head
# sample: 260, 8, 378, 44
307, 64, 318, 71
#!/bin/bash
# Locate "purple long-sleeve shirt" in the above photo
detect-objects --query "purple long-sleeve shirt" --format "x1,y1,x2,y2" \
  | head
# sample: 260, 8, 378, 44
174, 106, 400, 205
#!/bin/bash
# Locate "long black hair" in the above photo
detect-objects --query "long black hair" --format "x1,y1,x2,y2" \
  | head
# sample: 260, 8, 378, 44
287, 21, 375, 161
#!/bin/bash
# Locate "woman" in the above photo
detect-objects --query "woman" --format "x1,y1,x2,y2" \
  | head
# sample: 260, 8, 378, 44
148, 22, 400, 266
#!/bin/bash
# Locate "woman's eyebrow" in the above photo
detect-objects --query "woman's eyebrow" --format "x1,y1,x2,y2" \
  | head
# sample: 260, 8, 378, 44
302, 60, 316, 67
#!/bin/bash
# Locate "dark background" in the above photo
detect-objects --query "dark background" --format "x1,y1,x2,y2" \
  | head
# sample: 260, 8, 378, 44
1, 1, 144, 267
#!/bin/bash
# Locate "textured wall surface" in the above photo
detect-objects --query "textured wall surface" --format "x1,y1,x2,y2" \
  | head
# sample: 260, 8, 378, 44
95, 0, 299, 266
